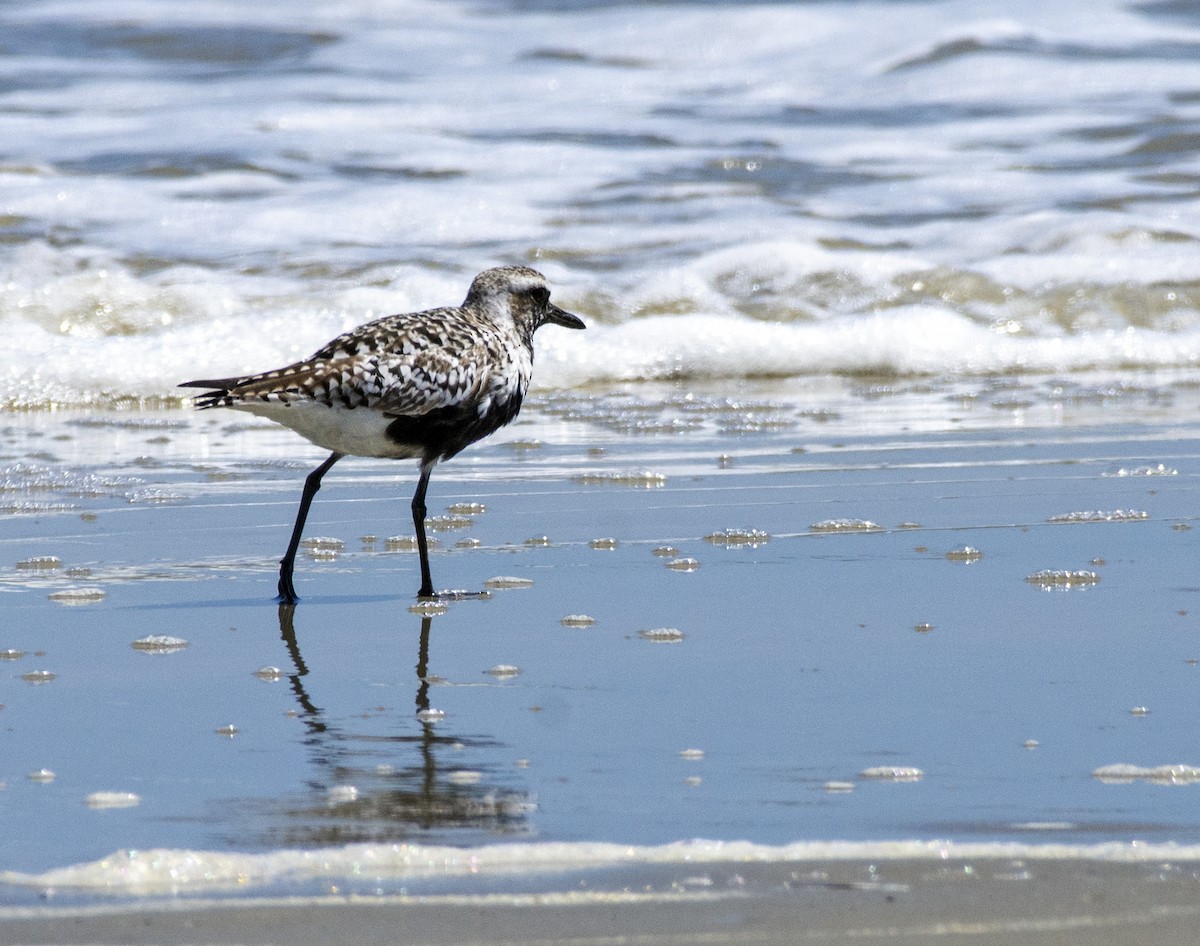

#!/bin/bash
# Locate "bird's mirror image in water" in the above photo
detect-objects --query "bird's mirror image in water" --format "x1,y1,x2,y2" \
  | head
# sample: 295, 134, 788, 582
265, 605, 533, 847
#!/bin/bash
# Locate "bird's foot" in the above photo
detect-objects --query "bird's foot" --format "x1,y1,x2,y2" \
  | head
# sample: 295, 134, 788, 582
276, 576, 299, 604
416, 587, 491, 602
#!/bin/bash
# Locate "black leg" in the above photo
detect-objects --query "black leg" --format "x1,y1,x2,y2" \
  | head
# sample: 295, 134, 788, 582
277, 452, 342, 603
412, 459, 436, 598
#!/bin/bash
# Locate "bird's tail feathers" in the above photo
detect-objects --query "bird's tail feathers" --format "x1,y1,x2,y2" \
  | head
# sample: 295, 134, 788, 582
178, 378, 238, 410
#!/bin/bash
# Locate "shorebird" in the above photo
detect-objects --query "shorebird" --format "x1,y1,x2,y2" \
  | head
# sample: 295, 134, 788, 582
181, 266, 585, 602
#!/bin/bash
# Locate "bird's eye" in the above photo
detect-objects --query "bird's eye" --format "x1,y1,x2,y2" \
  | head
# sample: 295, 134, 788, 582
529, 287, 550, 307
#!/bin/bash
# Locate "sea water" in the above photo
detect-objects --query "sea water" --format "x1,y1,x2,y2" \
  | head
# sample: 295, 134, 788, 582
1, 0, 1199, 406
2, 0, 1200, 905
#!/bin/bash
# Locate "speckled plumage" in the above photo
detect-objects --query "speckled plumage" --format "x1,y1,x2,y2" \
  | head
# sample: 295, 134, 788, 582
181, 266, 585, 601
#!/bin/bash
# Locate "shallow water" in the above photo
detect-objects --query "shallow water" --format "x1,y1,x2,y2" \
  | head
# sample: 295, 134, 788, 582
2, 377, 1200, 900
3, 0, 1200, 909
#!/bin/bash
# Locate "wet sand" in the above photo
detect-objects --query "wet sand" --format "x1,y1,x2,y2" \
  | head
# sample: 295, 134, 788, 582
2, 375, 1200, 942
3, 856, 1200, 946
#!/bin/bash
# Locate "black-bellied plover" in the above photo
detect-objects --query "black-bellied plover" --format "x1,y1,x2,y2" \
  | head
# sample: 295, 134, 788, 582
181, 266, 585, 602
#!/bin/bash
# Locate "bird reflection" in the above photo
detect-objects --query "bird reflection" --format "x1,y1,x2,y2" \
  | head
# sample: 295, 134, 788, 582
277, 603, 324, 729
264, 602, 531, 845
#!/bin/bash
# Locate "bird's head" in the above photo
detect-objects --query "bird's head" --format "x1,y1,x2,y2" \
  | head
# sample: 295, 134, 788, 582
465, 266, 586, 336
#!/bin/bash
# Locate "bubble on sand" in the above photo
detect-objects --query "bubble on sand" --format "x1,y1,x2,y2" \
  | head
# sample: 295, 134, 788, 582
1092, 764, 1200, 784
21, 670, 56, 683
800, 408, 842, 423
1103, 464, 1177, 477
85, 791, 140, 809
945, 546, 983, 562
590, 537, 619, 550
638, 627, 685, 643
914, 623, 934, 633
485, 664, 521, 678
859, 766, 923, 781
434, 589, 489, 601
811, 519, 881, 533
327, 785, 359, 804
484, 575, 533, 589
824, 781, 856, 793
684, 775, 703, 786
1, 501, 76, 515
409, 600, 448, 616
425, 515, 473, 532
1130, 706, 1150, 716
16, 555, 61, 570
300, 536, 343, 551
48, 586, 105, 604
417, 707, 446, 722
448, 770, 483, 786
561, 614, 596, 627
1026, 569, 1100, 588
679, 748, 705, 760
704, 528, 769, 547
1024, 739, 1040, 749
28, 769, 55, 783
1047, 509, 1149, 524
127, 487, 188, 505
254, 666, 283, 681
130, 635, 188, 654
447, 502, 487, 515
572, 470, 667, 488
214, 724, 238, 737
666, 557, 700, 571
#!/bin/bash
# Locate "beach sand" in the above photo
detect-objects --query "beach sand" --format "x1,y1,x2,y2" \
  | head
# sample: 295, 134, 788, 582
2, 856, 1200, 946
2, 374, 1200, 943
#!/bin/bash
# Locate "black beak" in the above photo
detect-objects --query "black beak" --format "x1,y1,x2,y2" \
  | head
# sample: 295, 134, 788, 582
545, 303, 586, 330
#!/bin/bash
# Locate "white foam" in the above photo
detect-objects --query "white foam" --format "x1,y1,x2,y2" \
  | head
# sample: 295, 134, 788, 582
7, 838, 1200, 896
9, 264, 1188, 408
536, 309, 1200, 389
0, 0, 1197, 411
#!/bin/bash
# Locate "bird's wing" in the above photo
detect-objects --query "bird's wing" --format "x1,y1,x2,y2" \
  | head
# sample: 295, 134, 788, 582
369, 341, 496, 416
333, 308, 506, 416
180, 309, 501, 415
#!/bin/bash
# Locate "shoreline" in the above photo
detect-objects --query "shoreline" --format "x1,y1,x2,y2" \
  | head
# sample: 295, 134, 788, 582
4, 853, 1200, 946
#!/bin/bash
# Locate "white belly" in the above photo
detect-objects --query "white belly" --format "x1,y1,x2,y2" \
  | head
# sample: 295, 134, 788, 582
230, 400, 422, 460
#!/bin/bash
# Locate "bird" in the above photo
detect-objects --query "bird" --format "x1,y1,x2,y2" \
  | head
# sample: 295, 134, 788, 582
180, 265, 585, 602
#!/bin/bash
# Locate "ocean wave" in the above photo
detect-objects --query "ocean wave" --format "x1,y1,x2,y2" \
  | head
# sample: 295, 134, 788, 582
4, 249, 1200, 410
4, 304, 1200, 410
6, 837, 1200, 896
